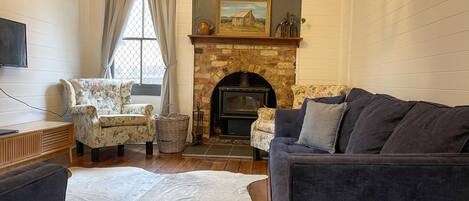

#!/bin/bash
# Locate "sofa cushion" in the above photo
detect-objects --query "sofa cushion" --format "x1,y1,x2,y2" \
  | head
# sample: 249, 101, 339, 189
297, 95, 346, 129
336, 88, 374, 153
99, 114, 148, 127
346, 94, 415, 154
291, 85, 348, 109
272, 137, 329, 154
274, 109, 301, 138
298, 101, 347, 153
381, 102, 469, 153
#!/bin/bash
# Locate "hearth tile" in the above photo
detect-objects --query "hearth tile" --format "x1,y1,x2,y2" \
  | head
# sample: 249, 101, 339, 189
183, 144, 210, 155
209, 144, 232, 150
230, 145, 252, 157
206, 145, 232, 156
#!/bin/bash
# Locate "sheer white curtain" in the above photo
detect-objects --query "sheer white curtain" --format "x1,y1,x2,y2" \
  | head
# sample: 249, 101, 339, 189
147, 0, 178, 114
101, 0, 134, 78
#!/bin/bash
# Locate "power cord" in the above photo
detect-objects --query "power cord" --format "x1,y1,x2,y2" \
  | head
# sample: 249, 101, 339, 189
0, 87, 68, 118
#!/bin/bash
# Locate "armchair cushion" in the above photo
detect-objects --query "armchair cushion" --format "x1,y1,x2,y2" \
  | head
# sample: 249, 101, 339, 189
122, 104, 153, 116
101, 125, 154, 144
99, 114, 148, 127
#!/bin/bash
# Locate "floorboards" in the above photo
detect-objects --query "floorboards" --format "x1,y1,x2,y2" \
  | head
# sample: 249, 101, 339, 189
69, 144, 268, 175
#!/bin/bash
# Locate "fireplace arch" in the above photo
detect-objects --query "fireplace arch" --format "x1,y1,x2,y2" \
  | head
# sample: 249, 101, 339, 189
192, 42, 297, 138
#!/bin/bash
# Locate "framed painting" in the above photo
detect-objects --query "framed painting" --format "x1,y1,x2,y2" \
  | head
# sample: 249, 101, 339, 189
217, 0, 271, 36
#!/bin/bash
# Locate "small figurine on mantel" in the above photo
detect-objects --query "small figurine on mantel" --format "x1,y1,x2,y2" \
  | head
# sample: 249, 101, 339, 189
275, 12, 305, 37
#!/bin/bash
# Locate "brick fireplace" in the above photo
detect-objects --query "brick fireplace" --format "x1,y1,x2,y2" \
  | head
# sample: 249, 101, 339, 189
190, 36, 301, 138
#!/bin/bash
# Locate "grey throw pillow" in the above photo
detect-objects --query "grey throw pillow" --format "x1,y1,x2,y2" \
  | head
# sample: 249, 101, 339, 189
297, 101, 347, 154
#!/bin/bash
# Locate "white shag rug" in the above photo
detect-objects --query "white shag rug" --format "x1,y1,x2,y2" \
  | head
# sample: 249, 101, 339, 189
66, 167, 267, 201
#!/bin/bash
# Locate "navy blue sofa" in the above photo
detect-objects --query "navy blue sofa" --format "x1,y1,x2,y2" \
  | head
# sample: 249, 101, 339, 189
0, 163, 68, 201
269, 88, 469, 201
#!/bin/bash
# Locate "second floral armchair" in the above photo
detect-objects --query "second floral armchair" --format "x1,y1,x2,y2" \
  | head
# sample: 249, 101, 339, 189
250, 84, 349, 160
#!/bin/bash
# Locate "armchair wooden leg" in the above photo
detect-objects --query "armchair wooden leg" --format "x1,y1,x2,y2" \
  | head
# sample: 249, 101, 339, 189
253, 147, 261, 161
146, 142, 153, 156
76, 141, 84, 155
117, 145, 125, 156
91, 148, 100, 162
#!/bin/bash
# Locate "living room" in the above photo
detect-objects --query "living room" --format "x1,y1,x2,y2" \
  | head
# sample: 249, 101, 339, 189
1, 0, 469, 200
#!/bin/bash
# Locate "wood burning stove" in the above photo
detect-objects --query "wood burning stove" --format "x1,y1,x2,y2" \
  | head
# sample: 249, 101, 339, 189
219, 87, 269, 117
211, 72, 276, 139
218, 86, 269, 138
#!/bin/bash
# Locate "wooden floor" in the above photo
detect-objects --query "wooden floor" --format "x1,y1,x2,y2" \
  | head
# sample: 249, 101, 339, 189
69, 144, 268, 175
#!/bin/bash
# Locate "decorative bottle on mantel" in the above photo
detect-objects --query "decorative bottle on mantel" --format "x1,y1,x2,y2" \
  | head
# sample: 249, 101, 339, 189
275, 12, 305, 37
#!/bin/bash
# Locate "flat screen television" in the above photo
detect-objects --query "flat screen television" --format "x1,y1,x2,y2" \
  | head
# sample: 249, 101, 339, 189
0, 18, 27, 68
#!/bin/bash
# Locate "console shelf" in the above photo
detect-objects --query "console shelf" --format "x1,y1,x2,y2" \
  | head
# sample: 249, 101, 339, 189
0, 121, 74, 172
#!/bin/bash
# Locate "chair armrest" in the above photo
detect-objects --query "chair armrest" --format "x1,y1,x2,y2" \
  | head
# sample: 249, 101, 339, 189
287, 154, 469, 201
274, 109, 300, 138
71, 105, 97, 116
122, 104, 154, 116
70, 105, 101, 144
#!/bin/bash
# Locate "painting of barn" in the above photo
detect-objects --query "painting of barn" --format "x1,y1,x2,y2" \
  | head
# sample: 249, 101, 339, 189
217, 0, 271, 36
232, 10, 255, 26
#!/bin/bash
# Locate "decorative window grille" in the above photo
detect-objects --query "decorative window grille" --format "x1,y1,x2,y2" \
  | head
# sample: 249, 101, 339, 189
113, 0, 165, 95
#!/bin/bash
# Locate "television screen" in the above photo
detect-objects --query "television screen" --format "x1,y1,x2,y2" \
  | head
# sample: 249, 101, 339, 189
0, 18, 27, 67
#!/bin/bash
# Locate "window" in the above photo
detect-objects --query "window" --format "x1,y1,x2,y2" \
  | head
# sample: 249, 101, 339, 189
113, 0, 165, 96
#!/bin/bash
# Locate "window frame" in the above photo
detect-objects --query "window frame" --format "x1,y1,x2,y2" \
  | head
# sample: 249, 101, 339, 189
112, 0, 163, 96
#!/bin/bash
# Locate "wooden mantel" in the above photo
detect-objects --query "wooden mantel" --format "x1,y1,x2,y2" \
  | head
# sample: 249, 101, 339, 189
188, 35, 303, 47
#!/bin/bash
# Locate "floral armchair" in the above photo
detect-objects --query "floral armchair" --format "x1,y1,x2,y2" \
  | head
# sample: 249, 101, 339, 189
251, 84, 349, 160
60, 79, 156, 162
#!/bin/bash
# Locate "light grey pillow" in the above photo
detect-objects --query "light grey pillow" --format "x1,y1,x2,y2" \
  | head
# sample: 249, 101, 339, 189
297, 101, 347, 154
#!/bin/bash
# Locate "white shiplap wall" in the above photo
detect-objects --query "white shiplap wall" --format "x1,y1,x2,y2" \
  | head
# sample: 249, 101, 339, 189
0, 0, 81, 126
175, 0, 194, 141
347, 0, 469, 106
297, 0, 345, 85
175, 0, 193, 117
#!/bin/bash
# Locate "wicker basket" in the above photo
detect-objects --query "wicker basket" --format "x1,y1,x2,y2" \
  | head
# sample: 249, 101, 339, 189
155, 113, 190, 153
